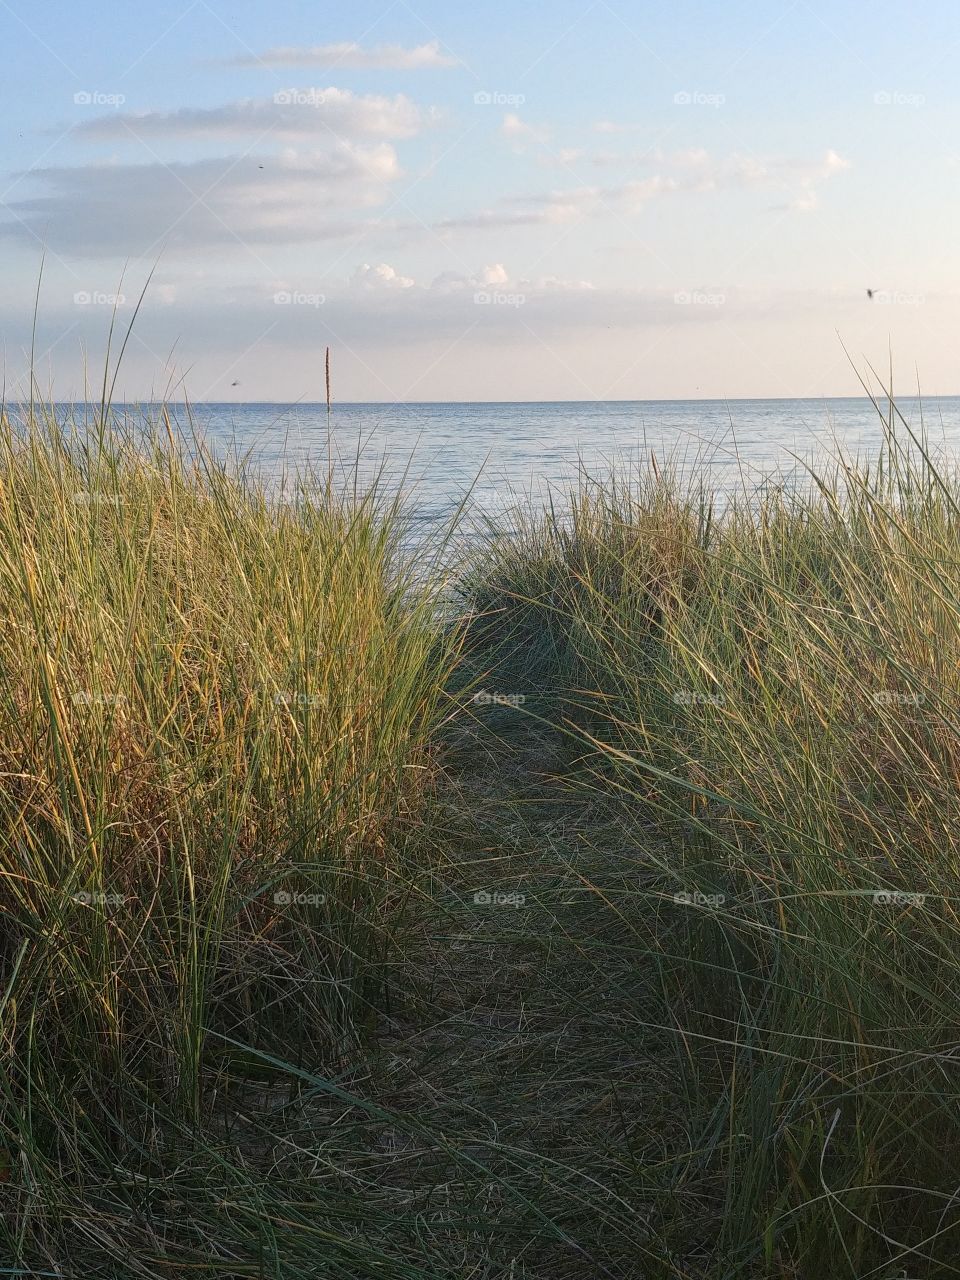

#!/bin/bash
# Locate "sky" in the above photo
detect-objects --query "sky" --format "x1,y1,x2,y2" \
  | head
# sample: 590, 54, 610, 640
1, 0, 959, 402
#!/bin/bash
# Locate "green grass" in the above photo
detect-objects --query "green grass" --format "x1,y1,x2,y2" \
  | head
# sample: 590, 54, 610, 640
0, 402, 464, 1276
4, 387, 960, 1277
460, 396, 960, 1276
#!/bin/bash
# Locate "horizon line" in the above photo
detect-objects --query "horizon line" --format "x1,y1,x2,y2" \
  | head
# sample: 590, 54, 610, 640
18, 392, 959, 408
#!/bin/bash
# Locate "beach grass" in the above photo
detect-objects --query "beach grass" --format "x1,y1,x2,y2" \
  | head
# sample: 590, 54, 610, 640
461, 397, 960, 1275
2, 390, 960, 1275
0, 402, 464, 1274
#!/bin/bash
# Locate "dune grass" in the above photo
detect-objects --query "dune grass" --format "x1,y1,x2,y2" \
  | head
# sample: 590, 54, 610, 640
0, 403, 464, 1274
4, 387, 960, 1276
460, 398, 960, 1275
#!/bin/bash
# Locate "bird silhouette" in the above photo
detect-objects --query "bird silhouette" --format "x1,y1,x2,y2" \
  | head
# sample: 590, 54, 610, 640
866, 288, 874, 299
231, 380, 240, 386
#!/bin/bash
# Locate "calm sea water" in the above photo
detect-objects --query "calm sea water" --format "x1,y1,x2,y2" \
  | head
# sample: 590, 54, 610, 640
56, 396, 960, 523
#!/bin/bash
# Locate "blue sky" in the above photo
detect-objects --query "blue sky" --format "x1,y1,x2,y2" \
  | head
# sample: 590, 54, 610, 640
2, 0, 959, 400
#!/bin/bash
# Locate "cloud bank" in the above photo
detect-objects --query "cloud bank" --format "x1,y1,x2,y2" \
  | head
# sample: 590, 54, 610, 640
70, 89, 425, 142
225, 41, 458, 70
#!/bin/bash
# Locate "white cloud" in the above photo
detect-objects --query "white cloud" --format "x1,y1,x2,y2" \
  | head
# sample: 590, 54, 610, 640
350, 263, 599, 303
425, 263, 512, 293
70, 89, 424, 142
696, 148, 850, 211
701, 149, 850, 192
114, 264, 610, 341
480, 263, 508, 285
6, 267, 899, 405
287, 265, 730, 346
501, 113, 549, 144
226, 40, 458, 70
437, 148, 850, 231
343, 263, 499, 296
2, 145, 402, 255
351, 263, 416, 290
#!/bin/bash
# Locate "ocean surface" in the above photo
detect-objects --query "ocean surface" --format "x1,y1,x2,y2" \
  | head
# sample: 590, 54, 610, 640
49, 396, 960, 524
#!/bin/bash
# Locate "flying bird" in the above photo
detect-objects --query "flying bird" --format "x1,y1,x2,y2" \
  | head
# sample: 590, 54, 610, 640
231, 380, 240, 387
866, 288, 874, 299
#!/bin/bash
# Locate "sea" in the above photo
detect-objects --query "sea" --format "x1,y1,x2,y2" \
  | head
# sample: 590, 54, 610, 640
41, 395, 960, 526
